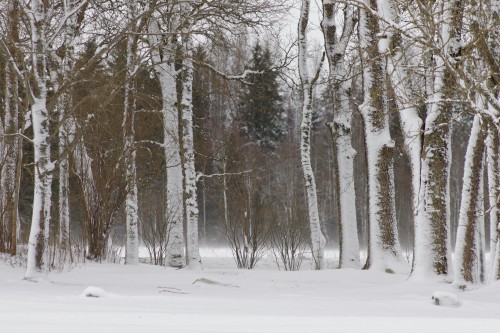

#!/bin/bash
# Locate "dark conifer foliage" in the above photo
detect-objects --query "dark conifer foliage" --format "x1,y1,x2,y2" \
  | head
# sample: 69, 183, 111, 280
237, 43, 286, 150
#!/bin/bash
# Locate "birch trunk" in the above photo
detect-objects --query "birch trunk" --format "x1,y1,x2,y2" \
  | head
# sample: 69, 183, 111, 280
25, 0, 54, 280
486, 120, 500, 281
180, 39, 202, 269
322, 1, 359, 268
2, 60, 20, 255
487, 0, 500, 282
69, 119, 108, 260
1, 0, 21, 256
123, 0, 139, 265
378, 0, 423, 235
453, 115, 486, 287
298, 0, 326, 270
358, 0, 403, 272
412, 0, 464, 280
56, 0, 86, 262
150, 19, 186, 268
0, 67, 5, 253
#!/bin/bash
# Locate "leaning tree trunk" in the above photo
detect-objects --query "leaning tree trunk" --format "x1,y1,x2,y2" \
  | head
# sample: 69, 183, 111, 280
180, 36, 202, 269
298, 0, 326, 270
358, 0, 403, 272
149, 19, 186, 268
453, 115, 486, 288
322, 1, 359, 269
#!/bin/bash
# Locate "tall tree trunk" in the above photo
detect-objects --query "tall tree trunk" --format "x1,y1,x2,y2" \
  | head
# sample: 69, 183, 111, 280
298, 0, 326, 270
412, 0, 464, 280
453, 115, 486, 287
487, 121, 500, 281
150, 18, 186, 268
378, 0, 423, 246
358, 0, 403, 272
25, 0, 54, 280
322, 2, 359, 269
180, 37, 202, 269
2, 0, 21, 256
123, 0, 139, 265
2, 60, 20, 255
56, 0, 86, 263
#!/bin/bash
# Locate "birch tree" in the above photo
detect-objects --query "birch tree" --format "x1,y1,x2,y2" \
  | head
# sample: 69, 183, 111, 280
358, 0, 404, 272
0, 0, 22, 256
123, 0, 140, 265
149, 4, 186, 268
179, 31, 202, 269
453, 114, 486, 287
322, 1, 360, 269
22, 0, 57, 279
298, 0, 326, 270
487, 120, 500, 281
53, 0, 88, 263
377, 0, 423, 248
409, 0, 464, 280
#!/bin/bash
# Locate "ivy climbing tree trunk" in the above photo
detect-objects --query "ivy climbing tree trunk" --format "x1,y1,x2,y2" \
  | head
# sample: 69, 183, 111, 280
453, 115, 486, 288
413, 0, 463, 281
358, 0, 404, 272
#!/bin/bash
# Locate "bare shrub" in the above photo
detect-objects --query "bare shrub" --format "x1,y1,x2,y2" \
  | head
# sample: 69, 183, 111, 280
269, 160, 309, 271
225, 173, 271, 269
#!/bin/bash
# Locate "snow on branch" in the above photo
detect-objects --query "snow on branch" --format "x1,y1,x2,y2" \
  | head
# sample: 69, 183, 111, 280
196, 169, 253, 182
0, 132, 34, 144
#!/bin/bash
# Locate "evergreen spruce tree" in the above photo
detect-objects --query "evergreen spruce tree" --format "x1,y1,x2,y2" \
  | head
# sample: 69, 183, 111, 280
238, 43, 286, 149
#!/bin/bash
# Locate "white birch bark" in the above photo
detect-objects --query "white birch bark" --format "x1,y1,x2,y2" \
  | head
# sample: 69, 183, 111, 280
453, 115, 486, 287
0, 65, 5, 252
2, 59, 20, 255
358, 0, 404, 272
377, 0, 423, 230
180, 37, 202, 269
322, 1, 359, 269
24, 0, 54, 280
56, 0, 84, 262
487, 121, 500, 281
149, 18, 186, 268
68, 118, 101, 235
1, 0, 21, 256
123, 0, 139, 265
487, 0, 500, 282
412, 0, 462, 280
298, 0, 326, 270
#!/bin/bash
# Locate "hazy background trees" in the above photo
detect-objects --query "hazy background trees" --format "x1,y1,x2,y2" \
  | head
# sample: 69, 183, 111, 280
0, 0, 498, 289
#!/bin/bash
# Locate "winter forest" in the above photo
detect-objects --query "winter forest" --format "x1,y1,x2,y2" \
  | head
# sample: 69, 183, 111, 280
1, 0, 500, 331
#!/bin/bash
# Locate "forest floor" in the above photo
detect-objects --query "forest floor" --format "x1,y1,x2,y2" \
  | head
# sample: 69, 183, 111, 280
1, 249, 499, 332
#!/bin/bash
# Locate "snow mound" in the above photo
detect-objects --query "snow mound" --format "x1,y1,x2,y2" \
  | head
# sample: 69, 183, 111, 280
81, 286, 107, 298
192, 278, 238, 288
431, 291, 462, 307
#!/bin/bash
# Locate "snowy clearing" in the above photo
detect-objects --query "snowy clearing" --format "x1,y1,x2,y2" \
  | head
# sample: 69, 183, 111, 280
1, 253, 500, 333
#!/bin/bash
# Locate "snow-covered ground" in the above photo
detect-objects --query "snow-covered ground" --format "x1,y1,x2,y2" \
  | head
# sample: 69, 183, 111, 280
1, 251, 499, 333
